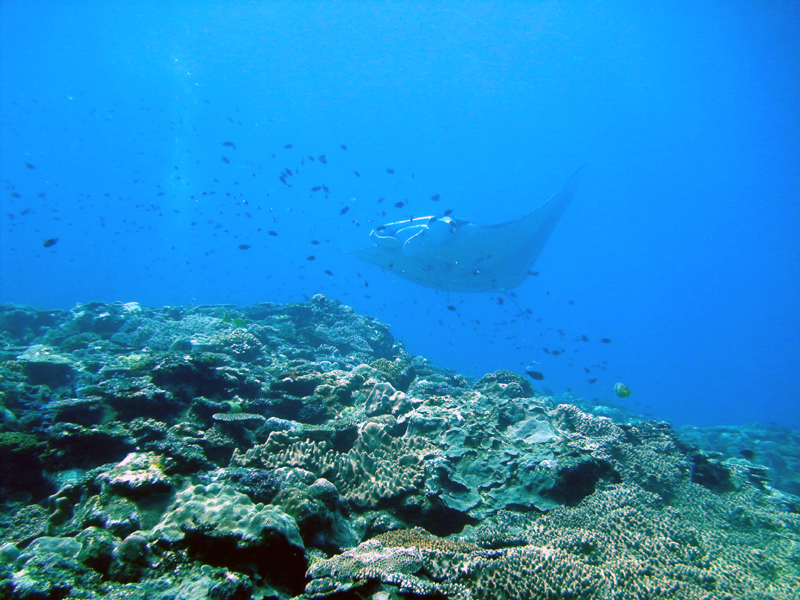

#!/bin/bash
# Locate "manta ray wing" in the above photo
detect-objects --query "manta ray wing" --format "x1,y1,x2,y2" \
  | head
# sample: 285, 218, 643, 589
348, 164, 587, 292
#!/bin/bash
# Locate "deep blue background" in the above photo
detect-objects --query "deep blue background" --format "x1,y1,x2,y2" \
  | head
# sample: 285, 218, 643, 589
2, 1, 799, 428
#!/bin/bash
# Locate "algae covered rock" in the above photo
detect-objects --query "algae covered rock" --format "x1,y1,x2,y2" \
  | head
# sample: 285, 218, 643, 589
152, 483, 306, 592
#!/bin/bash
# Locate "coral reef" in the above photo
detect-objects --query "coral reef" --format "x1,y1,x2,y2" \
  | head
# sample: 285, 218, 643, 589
0, 297, 797, 599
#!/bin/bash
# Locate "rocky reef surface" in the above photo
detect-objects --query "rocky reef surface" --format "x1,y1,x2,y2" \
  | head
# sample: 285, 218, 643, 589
0, 296, 798, 599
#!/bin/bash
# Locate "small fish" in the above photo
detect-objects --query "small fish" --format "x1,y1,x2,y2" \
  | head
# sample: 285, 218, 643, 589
268, 230, 278, 236
354, 170, 360, 177
10, 192, 21, 198
584, 367, 591, 373
223, 141, 236, 149
430, 194, 440, 201
340, 206, 350, 215
588, 378, 598, 384
443, 209, 453, 216
238, 244, 251, 250
497, 298, 504, 305
543, 347, 550, 354
319, 155, 327, 164
43, 238, 58, 247
307, 255, 316, 261
447, 305, 457, 311
581, 335, 589, 342
308, 156, 316, 161
551, 350, 561, 356
222, 156, 230, 164
283, 143, 293, 149
322, 185, 329, 193
386, 168, 395, 174
377, 197, 385, 203
394, 201, 404, 208
311, 186, 322, 191
340, 144, 348, 150
24, 162, 35, 169
376, 225, 386, 232
613, 382, 630, 398
311, 240, 320, 245
526, 370, 545, 381
601, 338, 612, 344
324, 269, 333, 276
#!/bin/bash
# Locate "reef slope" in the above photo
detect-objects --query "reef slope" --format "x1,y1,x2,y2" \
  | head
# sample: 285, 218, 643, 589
0, 297, 798, 599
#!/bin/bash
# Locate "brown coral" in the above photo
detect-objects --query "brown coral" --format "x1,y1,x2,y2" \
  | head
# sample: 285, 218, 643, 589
232, 422, 433, 508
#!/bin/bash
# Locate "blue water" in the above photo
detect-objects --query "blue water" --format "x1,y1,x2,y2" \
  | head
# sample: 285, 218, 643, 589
2, 1, 798, 428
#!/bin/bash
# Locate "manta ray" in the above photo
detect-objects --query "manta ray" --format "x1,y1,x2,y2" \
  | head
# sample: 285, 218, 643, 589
349, 164, 587, 292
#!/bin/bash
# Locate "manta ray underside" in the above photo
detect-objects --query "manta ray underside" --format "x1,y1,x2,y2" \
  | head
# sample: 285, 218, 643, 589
348, 164, 587, 292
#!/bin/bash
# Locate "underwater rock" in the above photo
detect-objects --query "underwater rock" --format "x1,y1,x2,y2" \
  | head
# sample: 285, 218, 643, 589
16, 345, 75, 388
95, 452, 172, 499
273, 475, 359, 553
152, 483, 306, 593
0, 432, 52, 499
473, 369, 534, 398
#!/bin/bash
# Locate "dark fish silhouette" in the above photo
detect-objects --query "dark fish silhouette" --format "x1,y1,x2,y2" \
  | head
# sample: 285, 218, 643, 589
43, 238, 58, 248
